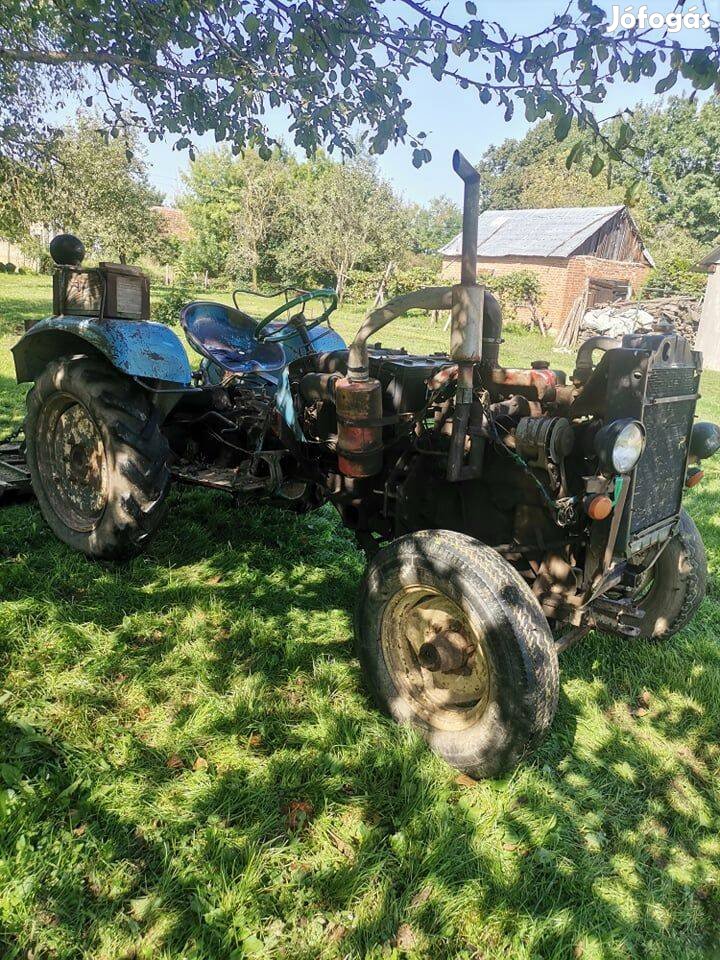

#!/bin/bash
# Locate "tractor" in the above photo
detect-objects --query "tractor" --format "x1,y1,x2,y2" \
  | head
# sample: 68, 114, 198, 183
2, 150, 719, 779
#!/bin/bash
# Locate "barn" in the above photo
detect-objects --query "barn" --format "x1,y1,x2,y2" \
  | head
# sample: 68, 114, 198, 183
439, 205, 653, 330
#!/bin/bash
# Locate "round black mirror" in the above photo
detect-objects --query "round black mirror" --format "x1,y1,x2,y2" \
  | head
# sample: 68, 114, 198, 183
50, 234, 85, 267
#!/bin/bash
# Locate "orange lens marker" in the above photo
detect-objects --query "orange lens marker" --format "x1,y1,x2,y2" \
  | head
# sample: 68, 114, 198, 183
585, 495, 613, 520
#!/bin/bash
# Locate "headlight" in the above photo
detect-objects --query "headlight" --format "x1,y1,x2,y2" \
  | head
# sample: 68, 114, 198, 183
595, 419, 646, 475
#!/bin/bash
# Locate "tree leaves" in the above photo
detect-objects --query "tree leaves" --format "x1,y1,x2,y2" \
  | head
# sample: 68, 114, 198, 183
589, 153, 605, 177
554, 113, 572, 142
1, 0, 719, 171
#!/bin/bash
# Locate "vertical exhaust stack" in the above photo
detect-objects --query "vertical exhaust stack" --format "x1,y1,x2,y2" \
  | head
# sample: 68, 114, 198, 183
452, 150, 480, 288
447, 150, 485, 481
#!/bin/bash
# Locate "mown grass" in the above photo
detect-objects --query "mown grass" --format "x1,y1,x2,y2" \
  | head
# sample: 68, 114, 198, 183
1, 273, 719, 959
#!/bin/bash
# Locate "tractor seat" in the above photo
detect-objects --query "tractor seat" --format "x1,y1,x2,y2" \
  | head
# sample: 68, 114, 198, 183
180, 301, 286, 376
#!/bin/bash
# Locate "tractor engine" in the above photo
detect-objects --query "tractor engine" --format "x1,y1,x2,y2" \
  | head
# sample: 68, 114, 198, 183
293, 314, 717, 634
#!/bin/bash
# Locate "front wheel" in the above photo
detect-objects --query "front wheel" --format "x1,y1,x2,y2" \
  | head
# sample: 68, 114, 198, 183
25, 355, 170, 560
355, 530, 559, 779
626, 509, 707, 639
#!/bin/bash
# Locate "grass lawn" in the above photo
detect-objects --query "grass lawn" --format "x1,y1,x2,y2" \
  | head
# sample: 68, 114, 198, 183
1, 273, 719, 959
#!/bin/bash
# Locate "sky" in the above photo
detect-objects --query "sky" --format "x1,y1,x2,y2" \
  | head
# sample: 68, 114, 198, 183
132, 0, 713, 207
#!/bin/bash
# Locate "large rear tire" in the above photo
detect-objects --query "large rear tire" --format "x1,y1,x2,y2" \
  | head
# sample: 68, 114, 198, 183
25, 355, 170, 560
355, 530, 559, 779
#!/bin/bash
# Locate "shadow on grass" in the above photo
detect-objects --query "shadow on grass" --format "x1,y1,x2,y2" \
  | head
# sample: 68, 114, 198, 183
1, 485, 720, 958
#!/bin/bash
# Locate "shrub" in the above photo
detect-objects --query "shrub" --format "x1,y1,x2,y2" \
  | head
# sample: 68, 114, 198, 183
346, 262, 442, 305
482, 270, 541, 324
345, 269, 379, 304
390, 263, 441, 297
152, 285, 193, 326
5, 262, 16, 274
0, 263, 6, 273
642, 257, 706, 298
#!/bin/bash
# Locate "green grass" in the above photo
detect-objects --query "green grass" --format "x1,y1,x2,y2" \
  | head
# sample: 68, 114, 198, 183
1, 273, 720, 959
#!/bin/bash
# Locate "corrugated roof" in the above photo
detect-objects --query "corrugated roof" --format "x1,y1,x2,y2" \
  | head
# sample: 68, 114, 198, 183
439, 205, 626, 259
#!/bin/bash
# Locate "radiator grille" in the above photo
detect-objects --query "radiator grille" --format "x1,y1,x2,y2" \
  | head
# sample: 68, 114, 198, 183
629, 365, 696, 539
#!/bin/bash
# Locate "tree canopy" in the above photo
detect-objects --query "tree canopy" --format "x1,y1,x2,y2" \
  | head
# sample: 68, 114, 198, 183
2, 1, 719, 177
46, 119, 162, 263
180, 148, 414, 301
475, 95, 720, 265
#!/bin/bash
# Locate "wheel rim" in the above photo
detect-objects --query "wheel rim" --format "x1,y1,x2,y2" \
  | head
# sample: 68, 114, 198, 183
36, 393, 109, 532
380, 586, 492, 731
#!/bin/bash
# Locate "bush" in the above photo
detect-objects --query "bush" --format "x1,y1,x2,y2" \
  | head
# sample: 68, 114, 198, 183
152, 285, 193, 326
642, 257, 706, 298
482, 270, 541, 324
390, 263, 441, 297
346, 262, 442, 305
345, 269, 380, 304
0, 263, 6, 273
5, 262, 16, 274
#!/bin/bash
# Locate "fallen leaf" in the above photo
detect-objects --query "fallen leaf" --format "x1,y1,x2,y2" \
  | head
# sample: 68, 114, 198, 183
327, 922, 347, 943
410, 887, 432, 909
72, 824, 86, 837
193, 756, 209, 772
502, 842, 517, 852
695, 885, 710, 901
573, 943, 585, 959
137, 706, 150, 721
285, 800, 315, 832
152, 630, 163, 642
638, 690, 651, 708
395, 923, 417, 950
455, 773, 477, 789
328, 830, 354, 858
166, 754, 184, 770
248, 733, 263, 749
208, 575, 222, 585
633, 707, 648, 718
115, 673, 128, 683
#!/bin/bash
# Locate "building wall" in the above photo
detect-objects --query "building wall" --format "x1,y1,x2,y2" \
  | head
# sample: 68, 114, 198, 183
0, 237, 39, 271
695, 266, 720, 371
441, 254, 570, 327
560, 256, 651, 320
441, 254, 652, 330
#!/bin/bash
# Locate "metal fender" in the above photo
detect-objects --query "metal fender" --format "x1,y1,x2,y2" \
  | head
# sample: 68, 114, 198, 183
13, 315, 193, 385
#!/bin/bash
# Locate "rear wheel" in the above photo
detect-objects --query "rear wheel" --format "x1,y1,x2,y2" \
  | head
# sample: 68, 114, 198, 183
25, 355, 170, 560
355, 530, 559, 779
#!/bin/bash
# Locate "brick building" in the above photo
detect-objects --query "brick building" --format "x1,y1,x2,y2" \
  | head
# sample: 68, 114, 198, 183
440, 205, 653, 330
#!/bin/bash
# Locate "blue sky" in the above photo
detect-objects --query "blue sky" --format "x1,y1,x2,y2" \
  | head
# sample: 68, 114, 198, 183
135, 0, 712, 206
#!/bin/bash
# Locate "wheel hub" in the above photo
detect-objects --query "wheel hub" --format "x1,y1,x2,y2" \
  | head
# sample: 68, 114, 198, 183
418, 626, 475, 674
380, 587, 491, 731
36, 395, 108, 532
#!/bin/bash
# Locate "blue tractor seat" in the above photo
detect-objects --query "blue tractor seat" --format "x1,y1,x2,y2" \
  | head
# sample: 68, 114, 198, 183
180, 301, 286, 376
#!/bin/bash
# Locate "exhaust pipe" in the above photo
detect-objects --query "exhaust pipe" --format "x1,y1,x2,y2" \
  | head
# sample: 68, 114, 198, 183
452, 149, 481, 288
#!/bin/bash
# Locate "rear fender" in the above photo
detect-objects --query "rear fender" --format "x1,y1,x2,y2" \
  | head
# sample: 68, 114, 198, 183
12, 316, 193, 385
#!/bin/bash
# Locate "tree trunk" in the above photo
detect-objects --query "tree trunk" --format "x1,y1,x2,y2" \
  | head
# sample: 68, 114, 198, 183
252, 264, 258, 289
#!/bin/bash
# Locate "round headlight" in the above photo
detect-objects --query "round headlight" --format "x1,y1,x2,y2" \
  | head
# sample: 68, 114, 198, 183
595, 419, 646, 475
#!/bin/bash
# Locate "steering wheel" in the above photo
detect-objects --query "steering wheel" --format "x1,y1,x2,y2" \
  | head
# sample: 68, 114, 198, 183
232, 287, 338, 342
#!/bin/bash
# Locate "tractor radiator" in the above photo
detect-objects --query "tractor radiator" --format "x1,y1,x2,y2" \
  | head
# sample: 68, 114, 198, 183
608, 333, 700, 556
